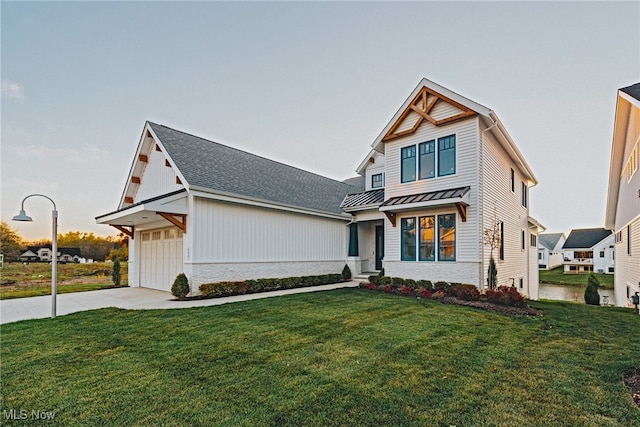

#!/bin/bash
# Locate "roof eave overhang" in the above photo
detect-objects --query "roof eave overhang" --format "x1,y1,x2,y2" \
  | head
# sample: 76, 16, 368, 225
605, 92, 633, 229
527, 216, 546, 232
484, 113, 538, 186
96, 192, 188, 227
189, 185, 353, 222
342, 203, 383, 213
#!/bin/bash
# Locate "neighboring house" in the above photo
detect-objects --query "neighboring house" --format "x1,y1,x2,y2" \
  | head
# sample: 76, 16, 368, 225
605, 82, 640, 307
561, 228, 614, 274
18, 246, 82, 263
341, 78, 543, 299
538, 233, 566, 270
97, 78, 542, 299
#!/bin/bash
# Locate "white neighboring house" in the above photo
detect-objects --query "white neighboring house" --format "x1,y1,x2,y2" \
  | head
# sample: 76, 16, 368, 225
605, 82, 640, 307
341, 78, 543, 299
538, 233, 566, 270
18, 246, 82, 263
561, 228, 614, 274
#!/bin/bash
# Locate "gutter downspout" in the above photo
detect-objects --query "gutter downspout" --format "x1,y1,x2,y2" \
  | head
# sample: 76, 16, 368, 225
479, 119, 499, 291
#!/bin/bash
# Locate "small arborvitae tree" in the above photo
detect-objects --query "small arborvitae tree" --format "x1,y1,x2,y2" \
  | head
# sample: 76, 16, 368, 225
112, 256, 121, 287
341, 264, 352, 281
584, 273, 600, 305
171, 273, 190, 300
487, 256, 497, 290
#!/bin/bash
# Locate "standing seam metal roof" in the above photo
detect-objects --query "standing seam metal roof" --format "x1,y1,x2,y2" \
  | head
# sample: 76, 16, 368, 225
148, 122, 361, 216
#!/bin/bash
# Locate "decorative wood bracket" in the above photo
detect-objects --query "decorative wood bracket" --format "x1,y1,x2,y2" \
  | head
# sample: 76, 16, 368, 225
455, 203, 467, 222
382, 86, 477, 142
384, 211, 397, 227
111, 225, 134, 239
157, 212, 187, 233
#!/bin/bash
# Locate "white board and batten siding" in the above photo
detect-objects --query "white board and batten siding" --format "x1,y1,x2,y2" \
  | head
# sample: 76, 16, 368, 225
185, 197, 349, 292
614, 216, 640, 307
382, 116, 482, 284
134, 142, 184, 203
481, 128, 533, 296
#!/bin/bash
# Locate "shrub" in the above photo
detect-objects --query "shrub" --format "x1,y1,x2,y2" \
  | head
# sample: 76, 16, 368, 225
487, 256, 497, 290
434, 281, 451, 293
378, 268, 385, 277
368, 275, 380, 285
365, 282, 377, 290
417, 288, 432, 298
399, 286, 413, 295
485, 286, 528, 307
431, 290, 446, 300
404, 279, 417, 289
379, 276, 392, 286
171, 273, 190, 300
391, 277, 405, 288
416, 280, 432, 290
383, 285, 394, 293
341, 264, 352, 281
111, 256, 121, 286
450, 284, 481, 301
584, 274, 600, 305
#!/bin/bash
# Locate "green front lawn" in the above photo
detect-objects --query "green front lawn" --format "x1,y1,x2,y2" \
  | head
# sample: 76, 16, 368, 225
1, 289, 638, 426
0, 262, 127, 299
540, 266, 614, 287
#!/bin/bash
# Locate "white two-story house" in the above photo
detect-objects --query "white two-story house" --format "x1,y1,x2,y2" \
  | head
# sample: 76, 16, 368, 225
97, 78, 541, 299
561, 228, 614, 274
605, 82, 640, 307
342, 79, 542, 299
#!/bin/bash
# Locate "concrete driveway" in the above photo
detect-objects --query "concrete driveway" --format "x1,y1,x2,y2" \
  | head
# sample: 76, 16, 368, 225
0, 282, 360, 324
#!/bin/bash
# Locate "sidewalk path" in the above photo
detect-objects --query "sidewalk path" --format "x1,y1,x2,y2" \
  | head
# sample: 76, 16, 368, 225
1, 281, 361, 324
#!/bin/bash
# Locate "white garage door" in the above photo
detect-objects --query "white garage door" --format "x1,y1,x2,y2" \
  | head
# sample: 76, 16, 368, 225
140, 227, 184, 292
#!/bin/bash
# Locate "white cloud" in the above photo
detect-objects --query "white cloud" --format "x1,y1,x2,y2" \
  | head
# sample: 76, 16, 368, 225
1, 79, 25, 101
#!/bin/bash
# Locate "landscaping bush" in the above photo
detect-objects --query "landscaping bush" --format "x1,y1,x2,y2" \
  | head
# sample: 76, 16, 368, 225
431, 290, 446, 300
391, 277, 405, 288
111, 256, 121, 287
449, 284, 481, 301
171, 273, 190, 300
198, 273, 346, 298
584, 274, 600, 305
379, 276, 392, 286
434, 281, 451, 293
485, 286, 528, 307
416, 280, 432, 290
341, 264, 352, 281
365, 282, 377, 290
368, 275, 380, 285
417, 288, 432, 298
398, 285, 413, 295
383, 285, 394, 293
404, 279, 417, 289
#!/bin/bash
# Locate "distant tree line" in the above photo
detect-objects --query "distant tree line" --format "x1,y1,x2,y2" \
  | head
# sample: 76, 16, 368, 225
0, 221, 128, 262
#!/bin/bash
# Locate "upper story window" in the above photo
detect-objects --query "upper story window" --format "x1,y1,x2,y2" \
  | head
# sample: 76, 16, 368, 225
371, 173, 383, 189
401, 134, 456, 184
401, 146, 416, 183
510, 168, 515, 192
419, 141, 436, 180
438, 135, 456, 177
622, 140, 638, 183
521, 182, 528, 208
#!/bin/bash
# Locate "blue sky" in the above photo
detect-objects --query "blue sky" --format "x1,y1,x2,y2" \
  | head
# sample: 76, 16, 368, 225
2, 1, 638, 241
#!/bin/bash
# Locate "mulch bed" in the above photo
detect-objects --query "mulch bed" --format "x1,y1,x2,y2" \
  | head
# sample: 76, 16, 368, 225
439, 296, 543, 316
624, 369, 640, 409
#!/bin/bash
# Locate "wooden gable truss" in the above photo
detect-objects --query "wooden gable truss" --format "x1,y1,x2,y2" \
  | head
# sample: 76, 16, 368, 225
382, 86, 478, 142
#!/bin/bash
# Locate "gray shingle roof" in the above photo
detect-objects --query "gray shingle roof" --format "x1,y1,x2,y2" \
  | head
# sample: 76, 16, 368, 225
538, 233, 564, 251
340, 189, 385, 209
562, 228, 612, 249
621, 83, 640, 102
148, 122, 359, 216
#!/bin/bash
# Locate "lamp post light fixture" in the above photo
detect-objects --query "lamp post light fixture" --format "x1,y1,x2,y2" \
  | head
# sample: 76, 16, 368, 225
13, 194, 58, 319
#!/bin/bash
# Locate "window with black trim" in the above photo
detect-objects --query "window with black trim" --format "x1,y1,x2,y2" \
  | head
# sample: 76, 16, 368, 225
499, 221, 505, 260
438, 135, 456, 177
372, 173, 383, 189
510, 168, 515, 192
418, 141, 436, 180
401, 214, 456, 262
401, 146, 416, 183
521, 182, 528, 208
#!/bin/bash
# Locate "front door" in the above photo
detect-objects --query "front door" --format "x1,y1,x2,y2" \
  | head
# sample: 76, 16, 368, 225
375, 225, 384, 271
